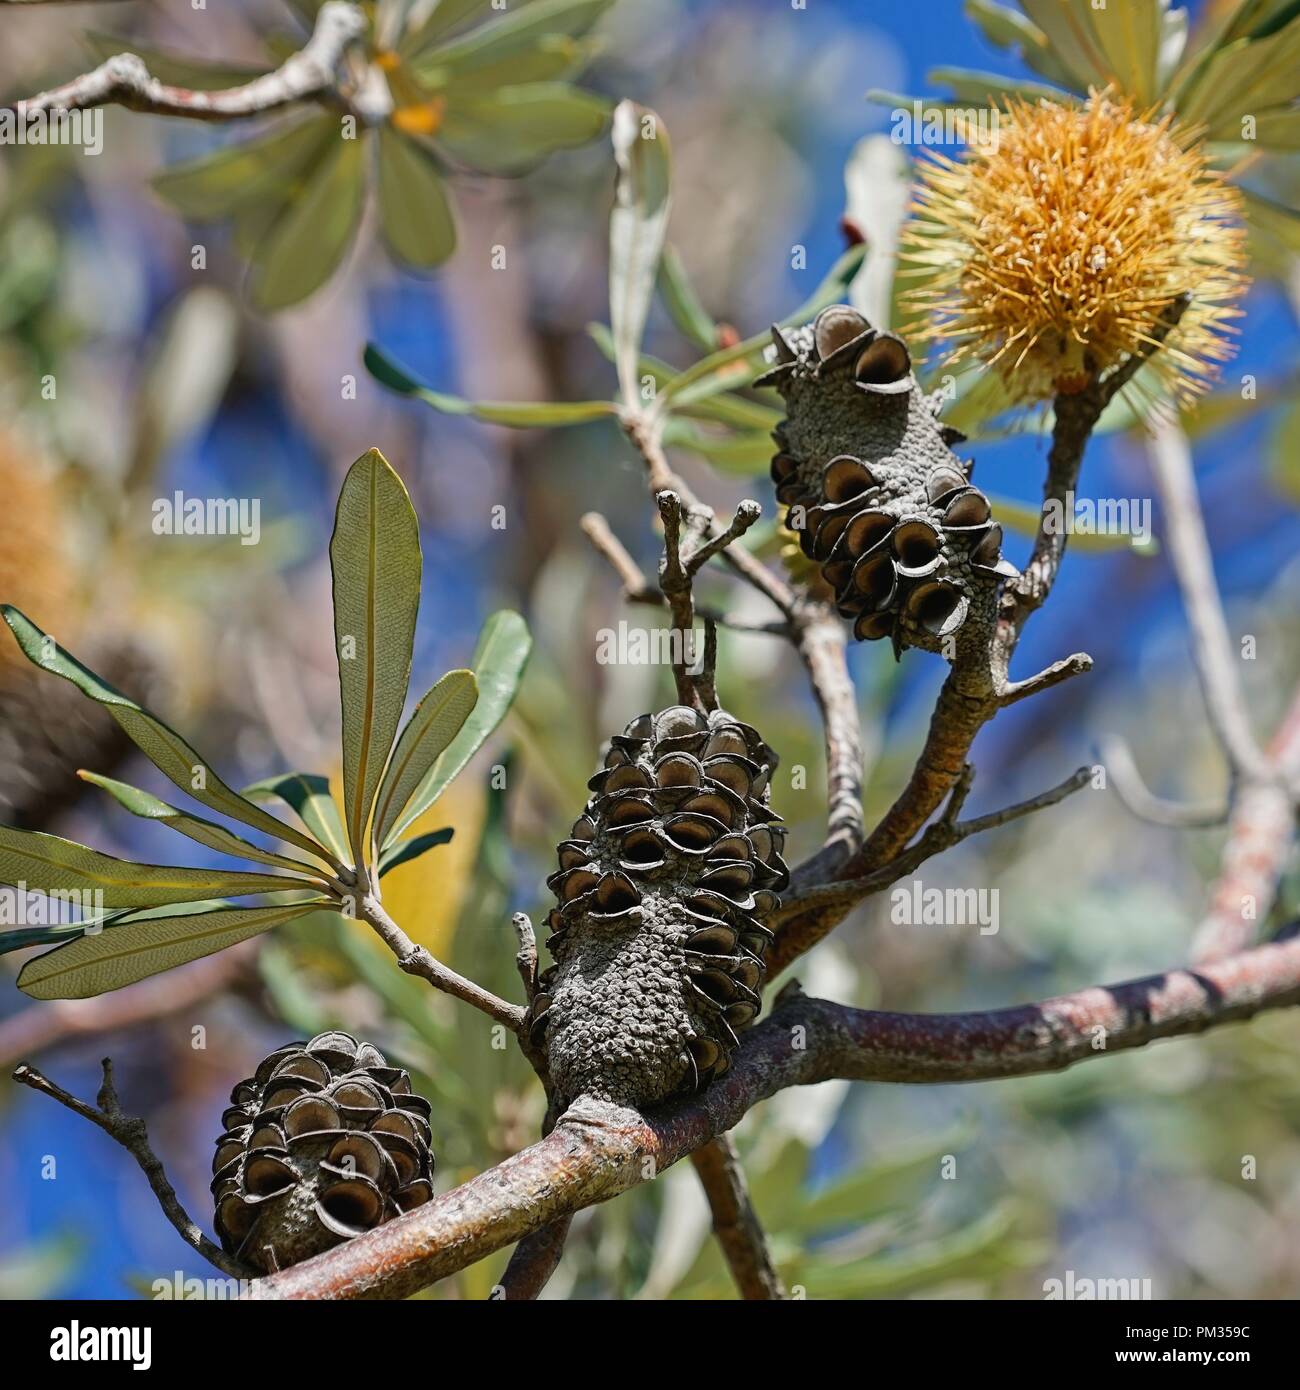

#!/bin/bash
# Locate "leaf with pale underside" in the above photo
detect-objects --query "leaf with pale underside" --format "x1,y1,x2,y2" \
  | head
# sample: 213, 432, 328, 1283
372, 669, 478, 851
79, 771, 328, 880
241, 773, 349, 865
385, 611, 531, 847
0, 824, 314, 910
609, 99, 671, 410
364, 344, 618, 425
17, 899, 328, 1000
331, 449, 422, 869
0, 605, 338, 870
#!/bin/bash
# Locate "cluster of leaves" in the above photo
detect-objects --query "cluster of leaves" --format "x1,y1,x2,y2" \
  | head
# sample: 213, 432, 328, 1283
0, 449, 531, 1000
107, 0, 616, 308
365, 98, 865, 511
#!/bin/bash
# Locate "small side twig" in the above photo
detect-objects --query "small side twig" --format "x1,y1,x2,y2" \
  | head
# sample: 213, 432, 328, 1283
360, 890, 526, 1032
512, 912, 538, 1003
12, 1059, 251, 1279
771, 766, 1090, 968
690, 1134, 786, 1300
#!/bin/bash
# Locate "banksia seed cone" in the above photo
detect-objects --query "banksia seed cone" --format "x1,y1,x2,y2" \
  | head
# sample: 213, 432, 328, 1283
759, 305, 1015, 654
531, 705, 788, 1111
211, 1031, 434, 1274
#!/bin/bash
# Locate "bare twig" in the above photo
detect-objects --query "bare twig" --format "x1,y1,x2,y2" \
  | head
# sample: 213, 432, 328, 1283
359, 890, 525, 1032
1100, 735, 1229, 829
12, 1058, 251, 1279
9, 2, 377, 122
581, 509, 789, 634
246, 933, 1300, 1299
1146, 414, 1270, 781
771, 767, 1090, 968
691, 1134, 786, 1300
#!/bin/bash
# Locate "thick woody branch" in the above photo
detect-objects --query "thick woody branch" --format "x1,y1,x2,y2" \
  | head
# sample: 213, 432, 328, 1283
12, 1058, 251, 1280
691, 1134, 785, 1299
245, 933, 1300, 1299
9, 2, 373, 122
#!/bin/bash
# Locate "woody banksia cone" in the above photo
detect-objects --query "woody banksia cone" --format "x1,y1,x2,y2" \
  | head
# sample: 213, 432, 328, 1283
531, 705, 789, 1111
211, 1031, 434, 1274
760, 305, 1015, 655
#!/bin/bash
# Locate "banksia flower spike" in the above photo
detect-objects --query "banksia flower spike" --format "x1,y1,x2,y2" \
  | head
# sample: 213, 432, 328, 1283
758, 306, 1016, 655
531, 703, 789, 1112
900, 91, 1248, 406
211, 1032, 434, 1274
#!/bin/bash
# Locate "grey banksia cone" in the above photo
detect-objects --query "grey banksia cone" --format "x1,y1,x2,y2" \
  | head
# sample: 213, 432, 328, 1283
211, 1031, 434, 1274
758, 305, 1016, 656
530, 704, 789, 1112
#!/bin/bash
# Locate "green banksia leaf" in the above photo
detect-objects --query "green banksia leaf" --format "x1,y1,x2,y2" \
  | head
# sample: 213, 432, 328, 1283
241, 773, 350, 865
364, 343, 619, 425
79, 771, 331, 878
377, 827, 455, 877
372, 669, 478, 850
384, 610, 532, 847
0, 824, 320, 911
18, 900, 328, 1000
377, 127, 457, 268
609, 99, 671, 409
248, 131, 367, 312
436, 82, 610, 175
211, 1031, 435, 1274
82, 33, 272, 90
330, 450, 422, 869
153, 117, 338, 223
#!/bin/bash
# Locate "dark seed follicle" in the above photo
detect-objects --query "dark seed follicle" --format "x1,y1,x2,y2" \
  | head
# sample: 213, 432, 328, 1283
759, 306, 1016, 657
532, 705, 788, 1112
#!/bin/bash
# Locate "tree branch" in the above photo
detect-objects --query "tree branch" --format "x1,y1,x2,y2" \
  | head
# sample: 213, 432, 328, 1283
8, 2, 375, 123
771, 766, 1091, 971
690, 1134, 786, 1299
244, 932, 1300, 1299
12, 1058, 251, 1280
358, 890, 525, 1032
776, 302, 1193, 967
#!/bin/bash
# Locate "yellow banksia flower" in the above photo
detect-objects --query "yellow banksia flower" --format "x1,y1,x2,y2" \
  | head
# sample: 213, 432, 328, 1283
900, 91, 1249, 406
